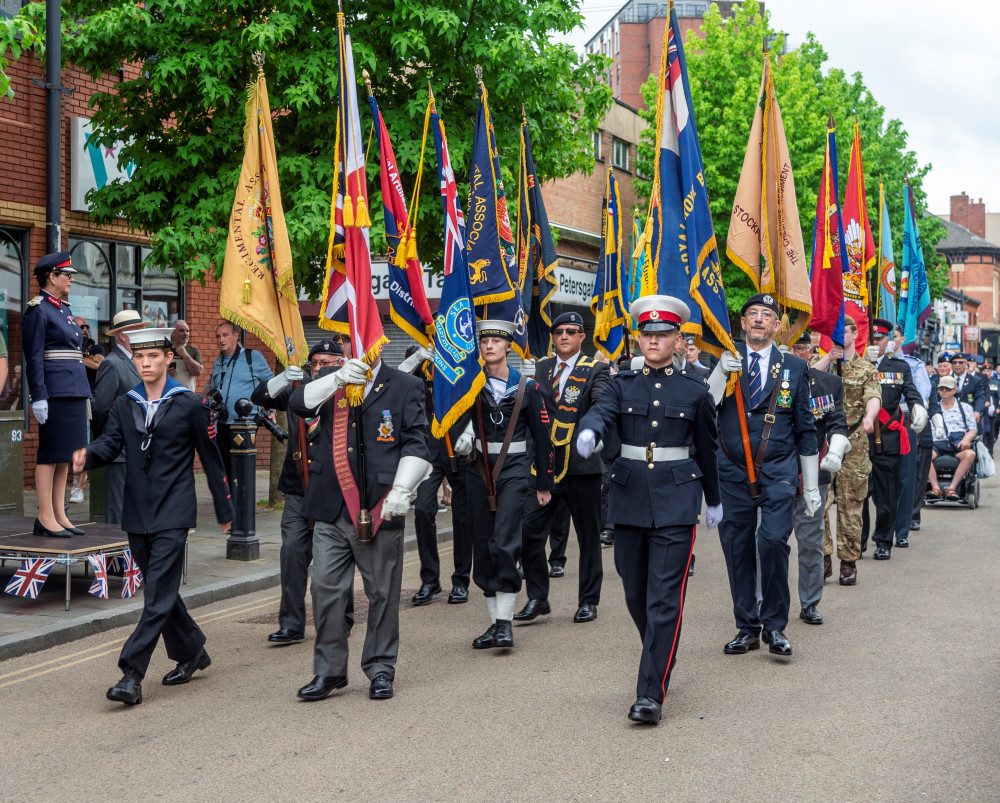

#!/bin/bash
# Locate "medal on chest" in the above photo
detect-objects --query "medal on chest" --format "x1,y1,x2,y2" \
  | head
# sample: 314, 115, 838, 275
808, 394, 833, 418
376, 409, 395, 442
778, 369, 792, 408
878, 371, 901, 385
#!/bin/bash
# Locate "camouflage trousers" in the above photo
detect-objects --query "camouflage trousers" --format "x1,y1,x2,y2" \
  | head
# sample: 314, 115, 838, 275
824, 429, 871, 562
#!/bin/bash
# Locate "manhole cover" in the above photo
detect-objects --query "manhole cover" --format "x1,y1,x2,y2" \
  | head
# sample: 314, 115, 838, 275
239, 588, 420, 626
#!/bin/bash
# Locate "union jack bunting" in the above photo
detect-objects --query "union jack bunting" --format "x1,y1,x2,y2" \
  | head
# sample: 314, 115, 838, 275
87, 553, 109, 600
5, 558, 55, 598
121, 550, 143, 599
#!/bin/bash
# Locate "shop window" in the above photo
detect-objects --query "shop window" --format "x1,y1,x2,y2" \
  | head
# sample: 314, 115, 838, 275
141, 247, 179, 327
0, 228, 25, 411
67, 238, 113, 351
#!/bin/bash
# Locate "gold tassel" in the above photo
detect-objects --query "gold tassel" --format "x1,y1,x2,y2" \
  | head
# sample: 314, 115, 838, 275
393, 238, 408, 269
243, 278, 251, 304
405, 228, 418, 261
345, 383, 365, 407
333, 243, 346, 260
780, 312, 790, 334
355, 195, 371, 227
343, 195, 355, 228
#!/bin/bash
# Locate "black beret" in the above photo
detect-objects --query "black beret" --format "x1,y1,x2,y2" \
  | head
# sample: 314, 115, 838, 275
937, 353, 951, 363
308, 339, 343, 359
741, 293, 780, 316
550, 311, 585, 332
794, 331, 812, 345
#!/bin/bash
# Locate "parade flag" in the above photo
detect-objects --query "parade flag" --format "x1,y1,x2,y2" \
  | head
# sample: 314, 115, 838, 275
876, 181, 897, 324
727, 52, 811, 343
219, 56, 308, 369
5, 558, 54, 598
897, 181, 931, 352
592, 169, 629, 360
842, 121, 877, 348
87, 553, 109, 600
366, 87, 434, 347
430, 98, 485, 436
517, 117, 559, 359
318, 14, 389, 399
648, 6, 735, 357
466, 71, 527, 357
121, 549, 143, 599
810, 116, 847, 349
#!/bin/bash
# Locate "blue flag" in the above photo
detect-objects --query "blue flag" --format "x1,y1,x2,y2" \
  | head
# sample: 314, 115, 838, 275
430, 105, 484, 437
649, 7, 735, 357
896, 183, 931, 354
592, 169, 629, 360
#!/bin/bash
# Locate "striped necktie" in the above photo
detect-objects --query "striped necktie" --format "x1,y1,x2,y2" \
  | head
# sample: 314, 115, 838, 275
748, 352, 763, 407
553, 362, 567, 402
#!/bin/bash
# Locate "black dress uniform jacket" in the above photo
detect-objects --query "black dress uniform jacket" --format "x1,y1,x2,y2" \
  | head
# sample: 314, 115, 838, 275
807, 367, 848, 485
579, 363, 720, 527
85, 380, 233, 532
22, 290, 91, 401
289, 365, 430, 527
251, 378, 321, 497
873, 355, 923, 454
953, 371, 986, 417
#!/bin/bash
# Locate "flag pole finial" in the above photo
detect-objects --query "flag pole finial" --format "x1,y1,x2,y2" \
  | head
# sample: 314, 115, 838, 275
362, 68, 373, 98
522, 104, 527, 124
474, 64, 483, 82
827, 110, 834, 128
251, 51, 265, 75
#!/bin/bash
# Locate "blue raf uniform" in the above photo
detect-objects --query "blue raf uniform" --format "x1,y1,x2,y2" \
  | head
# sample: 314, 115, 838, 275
578, 295, 720, 726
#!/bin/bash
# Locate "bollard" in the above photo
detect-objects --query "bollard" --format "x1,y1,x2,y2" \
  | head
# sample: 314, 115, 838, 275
226, 398, 260, 561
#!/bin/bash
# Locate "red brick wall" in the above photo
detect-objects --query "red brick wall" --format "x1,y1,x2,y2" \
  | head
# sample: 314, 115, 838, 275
950, 193, 988, 240
949, 254, 1000, 325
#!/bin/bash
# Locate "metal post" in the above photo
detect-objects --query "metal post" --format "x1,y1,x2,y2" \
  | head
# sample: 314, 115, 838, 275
44, 0, 62, 253
225, 398, 259, 560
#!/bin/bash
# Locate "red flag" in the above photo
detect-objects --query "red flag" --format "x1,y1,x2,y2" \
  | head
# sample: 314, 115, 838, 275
841, 122, 877, 351
811, 118, 847, 349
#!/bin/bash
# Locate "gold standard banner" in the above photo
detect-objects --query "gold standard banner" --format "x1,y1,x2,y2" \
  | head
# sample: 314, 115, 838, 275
220, 68, 307, 368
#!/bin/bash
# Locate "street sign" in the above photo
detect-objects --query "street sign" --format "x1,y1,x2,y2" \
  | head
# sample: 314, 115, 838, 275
965, 326, 980, 341
945, 342, 962, 351
947, 310, 969, 325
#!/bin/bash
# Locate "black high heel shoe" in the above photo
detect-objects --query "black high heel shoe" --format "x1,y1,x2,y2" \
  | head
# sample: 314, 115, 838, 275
63, 524, 86, 536
34, 518, 73, 538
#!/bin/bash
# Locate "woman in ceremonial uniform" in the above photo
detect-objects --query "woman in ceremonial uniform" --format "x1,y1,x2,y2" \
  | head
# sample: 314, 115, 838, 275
22, 251, 91, 537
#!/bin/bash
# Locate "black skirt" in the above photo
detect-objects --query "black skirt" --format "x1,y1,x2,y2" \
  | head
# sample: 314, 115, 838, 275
36, 397, 88, 464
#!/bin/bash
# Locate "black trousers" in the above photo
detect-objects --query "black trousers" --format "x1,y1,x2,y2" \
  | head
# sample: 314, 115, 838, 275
600, 456, 614, 535
718, 479, 796, 634
217, 423, 234, 492
869, 450, 902, 550
522, 473, 604, 606
615, 523, 695, 703
546, 499, 571, 568
414, 459, 472, 589
119, 528, 204, 677
104, 460, 126, 526
895, 428, 917, 542
467, 470, 526, 596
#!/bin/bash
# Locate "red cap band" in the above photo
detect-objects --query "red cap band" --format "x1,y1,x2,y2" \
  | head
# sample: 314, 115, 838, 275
637, 309, 681, 325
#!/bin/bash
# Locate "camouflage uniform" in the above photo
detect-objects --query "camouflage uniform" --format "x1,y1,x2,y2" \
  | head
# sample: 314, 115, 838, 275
823, 356, 880, 562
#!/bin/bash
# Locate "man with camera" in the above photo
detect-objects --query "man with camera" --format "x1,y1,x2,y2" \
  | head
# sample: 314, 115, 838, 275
207, 321, 274, 489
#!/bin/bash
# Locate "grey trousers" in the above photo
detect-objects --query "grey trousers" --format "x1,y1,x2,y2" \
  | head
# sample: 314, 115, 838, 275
278, 494, 313, 633
311, 512, 403, 680
105, 459, 127, 526
792, 483, 830, 609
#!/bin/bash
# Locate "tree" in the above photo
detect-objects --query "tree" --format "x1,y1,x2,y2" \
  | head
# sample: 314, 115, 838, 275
634, 0, 947, 316
23, 0, 611, 297
1, 16, 38, 99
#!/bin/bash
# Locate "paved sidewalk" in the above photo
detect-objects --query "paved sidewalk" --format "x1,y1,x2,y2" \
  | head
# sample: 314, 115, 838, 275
0, 471, 449, 660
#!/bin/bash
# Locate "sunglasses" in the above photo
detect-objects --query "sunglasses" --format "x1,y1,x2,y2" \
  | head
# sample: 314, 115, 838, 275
552, 327, 583, 336
51, 269, 75, 277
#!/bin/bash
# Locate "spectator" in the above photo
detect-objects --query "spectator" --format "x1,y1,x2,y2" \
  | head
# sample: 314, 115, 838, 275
0, 364, 21, 410
170, 319, 203, 391
683, 335, 710, 377
928, 375, 978, 500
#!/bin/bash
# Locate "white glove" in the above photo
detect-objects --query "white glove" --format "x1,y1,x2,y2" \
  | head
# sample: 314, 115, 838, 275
265, 365, 305, 396
398, 345, 434, 374
520, 359, 536, 378
705, 504, 723, 529
819, 432, 852, 475
453, 421, 474, 456
910, 404, 928, 434
380, 455, 433, 518
301, 358, 369, 408
932, 413, 945, 440
885, 341, 896, 356
31, 400, 48, 425
800, 452, 821, 517
707, 362, 728, 406
576, 428, 597, 460
864, 345, 880, 363
720, 352, 743, 373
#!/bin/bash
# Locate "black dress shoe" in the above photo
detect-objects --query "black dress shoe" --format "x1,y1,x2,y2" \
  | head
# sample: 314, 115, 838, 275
873, 546, 891, 560
799, 604, 823, 625
895, 537, 909, 548
472, 624, 497, 649
268, 628, 305, 644
107, 668, 143, 705
513, 599, 551, 621
687, 554, 696, 577
33, 518, 72, 538
162, 648, 211, 686
573, 602, 597, 623
369, 672, 394, 700
761, 629, 792, 656
411, 583, 441, 606
599, 529, 615, 547
64, 525, 86, 536
910, 519, 921, 531
549, 565, 565, 578
447, 586, 469, 604
723, 632, 760, 654
297, 675, 348, 701
628, 696, 662, 725
493, 619, 513, 648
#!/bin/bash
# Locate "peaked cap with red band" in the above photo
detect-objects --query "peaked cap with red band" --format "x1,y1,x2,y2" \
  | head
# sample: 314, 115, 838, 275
871, 318, 894, 338
630, 295, 690, 333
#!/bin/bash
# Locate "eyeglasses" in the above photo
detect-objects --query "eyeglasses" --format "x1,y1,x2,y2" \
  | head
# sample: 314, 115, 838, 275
552, 327, 583, 336
51, 269, 74, 277
310, 358, 343, 368
744, 310, 776, 320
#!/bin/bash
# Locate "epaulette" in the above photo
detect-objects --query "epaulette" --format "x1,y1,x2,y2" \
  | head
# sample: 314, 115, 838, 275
680, 370, 710, 386
617, 367, 639, 377
577, 355, 597, 368
27, 296, 42, 307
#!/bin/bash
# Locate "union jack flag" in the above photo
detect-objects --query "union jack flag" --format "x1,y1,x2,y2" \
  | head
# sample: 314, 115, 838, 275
5, 558, 55, 598
87, 553, 109, 599
121, 549, 143, 599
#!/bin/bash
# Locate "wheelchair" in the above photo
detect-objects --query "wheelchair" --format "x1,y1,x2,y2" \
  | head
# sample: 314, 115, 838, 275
925, 437, 981, 509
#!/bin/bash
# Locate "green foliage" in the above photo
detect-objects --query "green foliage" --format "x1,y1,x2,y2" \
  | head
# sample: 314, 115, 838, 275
23, 0, 610, 298
633, 0, 947, 317
0, 15, 38, 99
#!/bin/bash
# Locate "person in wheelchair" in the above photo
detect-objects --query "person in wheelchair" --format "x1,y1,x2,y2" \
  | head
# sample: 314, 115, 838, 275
928, 374, 978, 501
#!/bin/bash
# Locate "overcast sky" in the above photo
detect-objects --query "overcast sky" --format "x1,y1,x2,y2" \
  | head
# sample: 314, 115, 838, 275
559, 0, 999, 215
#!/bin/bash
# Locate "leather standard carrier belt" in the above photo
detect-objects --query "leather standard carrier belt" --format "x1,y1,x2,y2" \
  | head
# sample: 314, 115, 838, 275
477, 439, 526, 455
43, 349, 83, 361
620, 445, 688, 462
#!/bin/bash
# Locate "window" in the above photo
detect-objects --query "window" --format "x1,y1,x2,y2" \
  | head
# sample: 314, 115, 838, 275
0, 228, 25, 412
612, 137, 630, 171
593, 130, 603, 161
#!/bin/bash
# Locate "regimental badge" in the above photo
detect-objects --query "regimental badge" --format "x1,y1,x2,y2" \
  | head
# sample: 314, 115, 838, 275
563, 385, 581, 406
337, 397, 348, 409
376, 409, 394, 442
778, 368, 792, 408
763, 294, 774, 305
770, 362, 781, 379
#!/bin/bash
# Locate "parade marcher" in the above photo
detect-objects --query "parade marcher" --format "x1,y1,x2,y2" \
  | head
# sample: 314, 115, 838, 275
983, 363, 1000, 457
707, 293, 818, 658
683, 334, 710, 378
544, 501, 572, 576
516, 311, 609, 625
289, 354, 431, 702
22, 251, 92, 538
250, 341, 340, 644
576, 295, 720, 725
92, 309, 154, 525
453, 320, 554, 652
949, 353, 986, 437
927, 375, 978, 498
860, 319, 927, 560
73, 328, 233, 706
787, 333, 849, 624
397, 344, 474, 607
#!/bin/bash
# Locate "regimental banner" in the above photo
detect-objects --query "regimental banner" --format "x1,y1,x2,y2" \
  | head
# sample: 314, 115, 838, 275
842, 122, 877, 347
592, 169, 629, 361
876, 181, 897, 324
811, 117, 847, 351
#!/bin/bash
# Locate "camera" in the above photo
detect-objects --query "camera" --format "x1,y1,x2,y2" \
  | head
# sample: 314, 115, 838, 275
252, 409, 289, 443
205, 388, 229, 424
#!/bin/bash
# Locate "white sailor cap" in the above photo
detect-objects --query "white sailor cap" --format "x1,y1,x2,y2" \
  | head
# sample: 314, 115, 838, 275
476, 319, 516, 341
126, 327, 174, 351
629, 295, 691, 332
